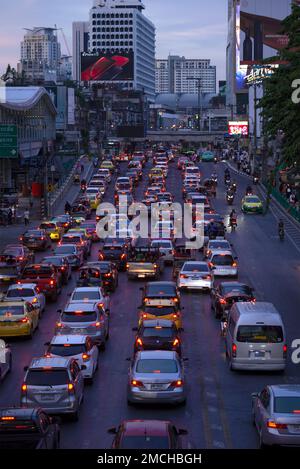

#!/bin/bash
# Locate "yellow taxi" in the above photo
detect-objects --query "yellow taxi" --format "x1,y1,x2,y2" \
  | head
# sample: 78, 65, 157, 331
68, 227, 92, 240
149, 167, 164, 181
241, 195, 264, 214
138, 298, 183, 330
100, 160, 115, 173
38, 221, 64, 241
85, 187, 102, 210
0, 301, 39, 338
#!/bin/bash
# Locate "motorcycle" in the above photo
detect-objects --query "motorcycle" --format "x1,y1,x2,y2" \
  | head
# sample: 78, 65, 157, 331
231, 183, 237, 193
80, 182, 87, 193
225, 177, 231, 187
226, 194, 234, 205
279, 227, 285, 241
73, 174, 80, 184
211, 175, 218, 185
229, 217, 237, 231
253, 176, 259, 184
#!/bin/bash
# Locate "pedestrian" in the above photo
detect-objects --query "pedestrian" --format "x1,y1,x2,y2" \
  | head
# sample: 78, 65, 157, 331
24, 208, 30, 226
286, 185, 292, 199
289, 193, 296, 205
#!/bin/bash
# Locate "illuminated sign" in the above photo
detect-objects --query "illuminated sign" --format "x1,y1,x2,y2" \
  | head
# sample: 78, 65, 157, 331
245, 64, 279, 85
228, 121, 249, 136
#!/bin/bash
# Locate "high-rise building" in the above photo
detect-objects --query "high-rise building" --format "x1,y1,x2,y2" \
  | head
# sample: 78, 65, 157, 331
88, 0, 155, 98
19, 27, 61, 81
155, 56, 216, 95
72, 21, 89, 82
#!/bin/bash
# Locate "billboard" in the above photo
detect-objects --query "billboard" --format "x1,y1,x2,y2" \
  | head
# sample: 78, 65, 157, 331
235, 0, 300, 91
228, 121, 249, 136
81, 51, 134, 81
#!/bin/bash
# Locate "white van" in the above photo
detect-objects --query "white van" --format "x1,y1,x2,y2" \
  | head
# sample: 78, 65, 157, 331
225, 302, 286, 371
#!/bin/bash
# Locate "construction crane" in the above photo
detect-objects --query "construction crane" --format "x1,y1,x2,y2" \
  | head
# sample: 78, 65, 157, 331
54, 25, 71, 56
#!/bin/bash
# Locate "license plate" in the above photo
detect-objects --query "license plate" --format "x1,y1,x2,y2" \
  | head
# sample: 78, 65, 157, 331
74, 328, 88, 334
151, 384, 163, 390
254, 351, 265, 358
41, 394, 55, 401
138, 274, 146, 278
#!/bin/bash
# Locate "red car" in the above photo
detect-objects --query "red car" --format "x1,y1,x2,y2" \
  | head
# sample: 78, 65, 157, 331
108, 420, 188, 449
18, 264, 62, 302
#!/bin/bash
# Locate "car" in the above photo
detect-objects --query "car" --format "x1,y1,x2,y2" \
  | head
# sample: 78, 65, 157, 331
0, 300, 39, 338
241, 195, 263, 214
0, 339, 12, 381
51, 214, 73, 231
41, 256, 72, 285
100, 160, 115, 173
0, 245, 35, 270
38, 221, 64, 241
127, 350, 186, 405
210, 282, 255, 318
21, 357, 84, 420
108, 419, 188, 449
133, 320, 182, 356
0, 262, 22, 286
86, 261, 118, 291
149, 167, 164, 182
203, 239, 232, 258
139, 300, 183, 330
68, 229, 92, 253
80, 221, 99, 242
152, 221, 176, 240
208, 251, 238, 277
156, 192, 174, 203
45, 335, 99, 382
201, 151, 215, 162
55, 302, 109, 349
70, 203, 91, 220
150, 239, 174, 265
85, 188, 102, 210
75, 197, 93, 218
97, 168, 112, 182
252, 385, 300, 448
68, 287, 110, 313
0, 408, 60, 449
19, 264, 62, 302
4, 283, 46, 314
53, 244, 84, 269
98, 241, 130, 271
19, 230, 51, 251
59, 233, 90, 259
177, 261, 213, 291
177, 157, 189, 170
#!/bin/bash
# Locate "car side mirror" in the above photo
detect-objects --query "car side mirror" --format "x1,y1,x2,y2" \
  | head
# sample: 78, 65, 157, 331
24, 366, 28, 371
234, 256, 238, 260
107, 427, 117, 435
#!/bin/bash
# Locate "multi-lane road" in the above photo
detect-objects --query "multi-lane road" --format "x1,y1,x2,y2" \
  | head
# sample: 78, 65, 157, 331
0, 153, 300, 449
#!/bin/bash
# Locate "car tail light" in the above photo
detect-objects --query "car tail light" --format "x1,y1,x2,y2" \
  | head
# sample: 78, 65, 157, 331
120, 253, 126, 260
97, 302, 104, 309
61, 266, 65, 271
232, 343, 237, 358
173, 338, 180, 347
68, 383, 75, 393
56, 322, 62, 328
21, 383, 27, 394
105, 272, 112, 277
204, 275, 212, 280
94, 321, 101, 328
1, 416, 15, 421
19, 317, 29, 324
32, 297, 38, 304
283, 344, 287, 358
82, 353, 90, 362
267, 420, 287, 430
98, 253, 104, 260
180, 274, 188, 279
220, 298, 227, 305
173, 313, 180, 319
131, 380, 143, 388
232, 262, 237, 267
136, 338, 143, 347
49, 280, 55, 286
170, 380, 183, 388
18, 256, 24, 261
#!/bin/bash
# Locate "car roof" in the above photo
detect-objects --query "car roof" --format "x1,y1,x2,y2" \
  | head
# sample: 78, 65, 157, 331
137, 350, 177, 360
0, 408, 38, 419
142, 319, 175, 328
8, 283, 36, 290
64, 303, 99, 312
29, 356, 72, 368
50, 335, 87, 345
122, 420, 169, 436
72, 287, 101, 293
270, 385, 300, 398
183, 261, 208, 266
232, 302, 282, 325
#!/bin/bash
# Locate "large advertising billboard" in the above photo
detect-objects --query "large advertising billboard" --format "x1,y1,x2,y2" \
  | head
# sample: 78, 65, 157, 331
81, 51, 134, 81
235, 0, 300, 91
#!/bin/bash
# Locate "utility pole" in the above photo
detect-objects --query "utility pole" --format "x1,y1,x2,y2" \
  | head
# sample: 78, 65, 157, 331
187, 77, 202, 131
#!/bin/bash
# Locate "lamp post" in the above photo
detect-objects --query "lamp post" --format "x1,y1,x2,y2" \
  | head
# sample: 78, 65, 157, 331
187, 77, 202, 131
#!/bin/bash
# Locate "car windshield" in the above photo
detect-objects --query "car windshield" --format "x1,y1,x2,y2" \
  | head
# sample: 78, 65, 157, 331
212, 255, 234, 266
147, 285, 176, 296
6, 288, 34, 298
246, 197, 260, 203
62, 236, 81, 244
55, 246, 75, 254
39, 223, 55, 229
221, 284, 252, 295
209, 241, 229, 249
103, 246, 123, 254
42, 257, 63, 266
26, 369, 69, 386
72, 291, 100, 301
0, 305, 24, 316
237, 326, 284, 343
183, 263, 209, 272
274, 397, 300, 414
3, 248, 22, 256
24, 231, 43, 237
61, 311, 97, 322
143, 328, 174, 338
136, 359, 178, 373
0, 420, 38, 434
49, 344, 86, 356
151, 241, 172, 248
0, 266, 18, 275
23, 266, 53, 276
143, 306, 176, 316
120, 436, 170, 449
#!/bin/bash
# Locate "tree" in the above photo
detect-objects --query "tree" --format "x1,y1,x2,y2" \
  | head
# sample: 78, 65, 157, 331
259, 4, 300, 168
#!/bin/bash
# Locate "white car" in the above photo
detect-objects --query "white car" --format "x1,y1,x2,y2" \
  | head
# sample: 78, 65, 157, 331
97, 168, 111, 182
45, 335, 99, 381
4, 283, 46, 315
0, 339, 12, 381
203, 239, 232, 258
208, 250, 238, 277
151, 239, 174, 264
68, 287, 110, 313
177, 261, 213, 291
152, 221, 176, 240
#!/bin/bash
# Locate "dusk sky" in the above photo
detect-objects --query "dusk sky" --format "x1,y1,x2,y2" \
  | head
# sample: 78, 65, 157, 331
0, 0, 227, 83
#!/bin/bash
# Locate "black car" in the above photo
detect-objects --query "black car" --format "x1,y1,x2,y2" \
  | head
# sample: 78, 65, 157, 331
19, 230, 51, 251
98, 241, 130, 271
0, 245, 35, 271
0, 262, 22, 286
132, 319, 182, 356
86, 261, 118, 292
211, 282, 256, 318
0, 408, 60, 449
41, 255, 72, 285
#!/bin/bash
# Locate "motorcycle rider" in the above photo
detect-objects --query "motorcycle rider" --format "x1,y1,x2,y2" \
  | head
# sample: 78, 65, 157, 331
64, 201, 71, 214
278, 219, 285, 239
229, 209, 237, 227
231, 180, 237, 193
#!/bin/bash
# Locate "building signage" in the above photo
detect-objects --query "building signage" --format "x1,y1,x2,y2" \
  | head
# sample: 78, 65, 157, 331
228, 121, 249, 136
0, 124, 18, 158
245, 64, 279, 85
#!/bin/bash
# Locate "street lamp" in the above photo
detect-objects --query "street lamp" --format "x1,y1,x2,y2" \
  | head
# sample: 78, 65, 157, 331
187, 77, 202, 131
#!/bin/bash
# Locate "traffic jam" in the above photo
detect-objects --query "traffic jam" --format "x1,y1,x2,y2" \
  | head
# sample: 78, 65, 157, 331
0, 146, 300, 450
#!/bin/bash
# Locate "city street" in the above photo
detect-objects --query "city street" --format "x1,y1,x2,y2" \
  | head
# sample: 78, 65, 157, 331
0, 156, 299, 449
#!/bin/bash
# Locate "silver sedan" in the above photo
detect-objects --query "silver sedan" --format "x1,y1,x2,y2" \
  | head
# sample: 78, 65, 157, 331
127, 350, 186, 406
252, 385, 300, 448
177, 261, 213, 291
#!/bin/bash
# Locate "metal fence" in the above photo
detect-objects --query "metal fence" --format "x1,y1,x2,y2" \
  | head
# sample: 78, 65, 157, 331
271, 188, 300, 224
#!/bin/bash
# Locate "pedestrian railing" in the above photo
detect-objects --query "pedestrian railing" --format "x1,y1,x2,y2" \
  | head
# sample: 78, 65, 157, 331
271, 188, 300, 223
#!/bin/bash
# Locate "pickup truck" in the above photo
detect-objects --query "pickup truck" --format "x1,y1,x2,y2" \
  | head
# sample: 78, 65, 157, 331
18, 264, 62, 302
0, 408, 60, 449
126, 247, 164, 280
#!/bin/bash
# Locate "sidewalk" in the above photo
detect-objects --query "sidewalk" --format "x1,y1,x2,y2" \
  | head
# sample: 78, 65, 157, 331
0, 160, 93, 250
